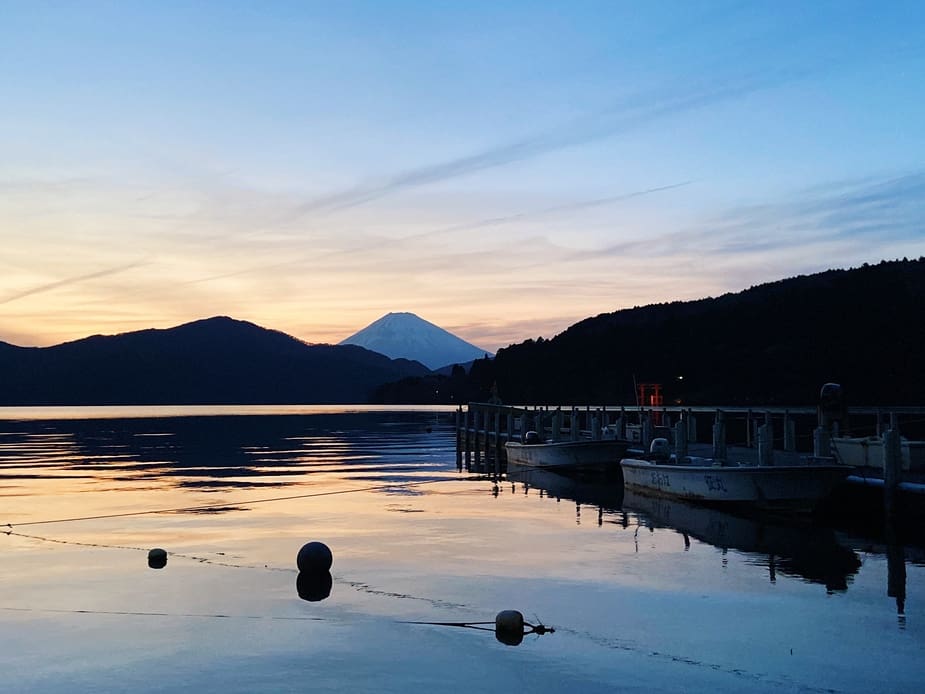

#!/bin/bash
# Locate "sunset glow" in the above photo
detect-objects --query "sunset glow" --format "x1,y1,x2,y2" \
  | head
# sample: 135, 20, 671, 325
3, 2, 923, 351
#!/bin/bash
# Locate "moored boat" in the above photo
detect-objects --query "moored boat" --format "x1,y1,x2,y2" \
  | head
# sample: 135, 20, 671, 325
505, 435, 628, 470
832, 435, 925, 471
620, 440, 850, 511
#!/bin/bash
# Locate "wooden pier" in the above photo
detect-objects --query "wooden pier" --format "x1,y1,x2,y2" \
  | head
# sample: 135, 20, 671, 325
455, 402, 925, 504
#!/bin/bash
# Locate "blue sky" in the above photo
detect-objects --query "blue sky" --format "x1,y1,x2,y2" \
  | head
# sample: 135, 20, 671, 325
1, 1, 923, 350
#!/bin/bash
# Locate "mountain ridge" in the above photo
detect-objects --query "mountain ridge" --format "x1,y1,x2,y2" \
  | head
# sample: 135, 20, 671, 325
375, 258, 925, 406
0, 316, 430, 405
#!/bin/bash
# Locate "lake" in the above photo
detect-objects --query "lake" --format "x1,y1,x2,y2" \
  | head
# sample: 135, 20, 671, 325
1, 406, 922, 693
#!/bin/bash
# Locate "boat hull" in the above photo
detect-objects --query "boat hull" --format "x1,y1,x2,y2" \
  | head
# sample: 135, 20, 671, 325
504, 440, 628, 469
832, 436, 925, 471
620, 458, 850, 510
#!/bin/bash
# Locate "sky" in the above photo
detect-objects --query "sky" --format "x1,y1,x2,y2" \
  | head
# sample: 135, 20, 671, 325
2, 1, 924, 352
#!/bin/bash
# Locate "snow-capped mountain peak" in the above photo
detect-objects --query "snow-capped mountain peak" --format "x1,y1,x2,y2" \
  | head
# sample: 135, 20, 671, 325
339, 312, 490, 370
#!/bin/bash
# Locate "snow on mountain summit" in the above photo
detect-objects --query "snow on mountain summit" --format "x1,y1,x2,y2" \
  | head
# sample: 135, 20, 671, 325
339, 312, 490, 370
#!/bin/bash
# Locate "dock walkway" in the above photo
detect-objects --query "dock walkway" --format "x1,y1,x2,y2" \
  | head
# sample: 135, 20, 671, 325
455, 402, 925, 497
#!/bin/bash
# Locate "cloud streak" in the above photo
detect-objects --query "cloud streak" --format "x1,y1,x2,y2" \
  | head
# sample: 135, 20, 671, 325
288, 68, 807, 218
0, 259, 150, 306
580, 171, 925, 261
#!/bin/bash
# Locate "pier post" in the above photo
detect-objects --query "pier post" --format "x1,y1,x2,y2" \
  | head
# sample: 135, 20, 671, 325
570, 407, 579, 442
687, 409, 697, 443
783, 412, 796, 452
518, 413, 527, 443
494, 407, 502, 458
757, 423, 773, 466
552, 409, 562, 442
464, 408, 472, 468
456, 407, 463, 470
494, 408, 502, 475
674, 418, 688, 458
712, 410, 727, 461
883, 427, 903, 507
642, 411, 653, 450
592, 409, 601, 440
535, 409, 544, 441
473, 409, 481, 468
813, 426, 830, 459
485, 408, 492, 464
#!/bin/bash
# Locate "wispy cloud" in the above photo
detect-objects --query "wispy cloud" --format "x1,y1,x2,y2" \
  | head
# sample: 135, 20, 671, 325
0, 259, 149, 306
286, 69, 805, 218
585, 171, 925, 260
399, 181, 694, 242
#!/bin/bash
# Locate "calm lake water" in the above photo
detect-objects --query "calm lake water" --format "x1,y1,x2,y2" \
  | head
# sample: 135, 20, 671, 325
1, 406, 923, 693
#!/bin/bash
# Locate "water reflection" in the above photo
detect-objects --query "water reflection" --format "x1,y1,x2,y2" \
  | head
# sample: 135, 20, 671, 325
296, 571, 333, 602
623, 490, 863, 591
505, 463, 865, 592
506, 462, 624, 525
0, 413, 457, 504
404, 612, 555, 647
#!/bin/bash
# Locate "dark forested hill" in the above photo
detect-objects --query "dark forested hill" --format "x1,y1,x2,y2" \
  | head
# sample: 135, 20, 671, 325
0, 316, 430, 405
467, 259, 925, 406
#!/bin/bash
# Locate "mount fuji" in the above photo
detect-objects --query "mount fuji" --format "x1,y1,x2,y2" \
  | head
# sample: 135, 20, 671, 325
339, 312, 491, 370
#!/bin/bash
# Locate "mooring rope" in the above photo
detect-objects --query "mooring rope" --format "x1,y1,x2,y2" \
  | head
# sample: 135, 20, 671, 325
2, 475, 484, 528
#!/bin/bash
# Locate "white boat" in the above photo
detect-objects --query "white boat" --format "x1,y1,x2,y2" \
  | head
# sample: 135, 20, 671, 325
831, 436, 925, 471
504, 436, 628, 470
620, 447, 850, 511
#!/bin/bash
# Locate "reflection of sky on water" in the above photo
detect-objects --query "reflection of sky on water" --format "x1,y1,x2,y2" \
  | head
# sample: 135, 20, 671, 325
2, 409, 924, 693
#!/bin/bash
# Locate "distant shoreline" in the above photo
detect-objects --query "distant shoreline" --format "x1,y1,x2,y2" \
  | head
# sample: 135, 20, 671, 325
0, 404, 459, 421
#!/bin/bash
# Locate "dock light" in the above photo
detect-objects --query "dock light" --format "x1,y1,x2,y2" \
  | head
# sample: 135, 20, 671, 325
148, 548, 167, 569
297, 541, 333, 573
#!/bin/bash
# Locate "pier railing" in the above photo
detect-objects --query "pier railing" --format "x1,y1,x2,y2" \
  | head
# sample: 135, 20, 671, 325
455, 402, 925, 473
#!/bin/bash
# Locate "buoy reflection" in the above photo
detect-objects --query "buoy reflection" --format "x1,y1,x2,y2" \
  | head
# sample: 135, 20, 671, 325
296, 570, 333, 602
404, 610, 554, 647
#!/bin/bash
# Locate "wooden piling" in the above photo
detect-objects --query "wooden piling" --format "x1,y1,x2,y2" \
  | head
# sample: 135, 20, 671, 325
642, 411, 653, 450
757, 423, 772, 466
883, 428, 903, 509
473, 410, 481, 468
687, 409, 697, 443
813, 425, 830, 459
493, 408, 502, 475
674, 418, 688, 458
712, 410, 727, 461
783, 411, 796, 452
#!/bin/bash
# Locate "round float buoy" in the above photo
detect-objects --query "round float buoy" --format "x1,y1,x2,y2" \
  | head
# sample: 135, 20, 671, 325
296, 571, 333, 602
495, 609, 525, 646
148, 548, 167, 569
297, 541, 333, 573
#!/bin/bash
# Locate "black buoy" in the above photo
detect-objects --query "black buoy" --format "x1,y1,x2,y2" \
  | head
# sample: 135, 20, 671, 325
296, 571, 333, 602
148, 548, 168, 569
297, 541, 333, 573
495, 610, 525, 646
